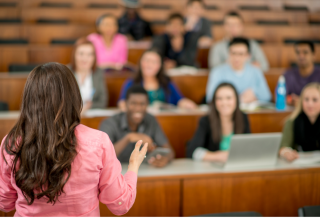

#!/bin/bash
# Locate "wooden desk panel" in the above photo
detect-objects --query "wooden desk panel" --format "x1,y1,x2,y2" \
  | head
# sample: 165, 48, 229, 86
100, 179, 181, 217
183, 169, 320, 216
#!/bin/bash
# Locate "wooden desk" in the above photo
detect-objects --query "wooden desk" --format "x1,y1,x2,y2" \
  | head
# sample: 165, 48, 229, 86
3, 159, 319, 217
0, 108, 292, 158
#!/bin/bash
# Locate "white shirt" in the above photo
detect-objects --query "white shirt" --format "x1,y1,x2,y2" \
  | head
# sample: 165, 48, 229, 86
76, 73, 94, 103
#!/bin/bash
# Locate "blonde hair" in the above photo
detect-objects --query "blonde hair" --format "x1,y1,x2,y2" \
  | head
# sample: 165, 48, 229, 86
290, 82, 320, 120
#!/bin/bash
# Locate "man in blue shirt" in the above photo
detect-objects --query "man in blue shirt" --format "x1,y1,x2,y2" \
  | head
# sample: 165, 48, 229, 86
206, 37, 271, 103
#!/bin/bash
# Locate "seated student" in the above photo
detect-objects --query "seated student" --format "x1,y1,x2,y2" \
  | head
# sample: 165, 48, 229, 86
87, 14, 127, 70
206, 37, 271, 103
118, 49, 197, 111
208, 11, 269, 72
118, 0, 153, 40
99, 85, 175, 167
70, 38, 108, 114
185, 0, 212, 47
279, 83, 320, 162
152, 13, 199, 70
284, 40, 320, 106
187, 83, 251, 162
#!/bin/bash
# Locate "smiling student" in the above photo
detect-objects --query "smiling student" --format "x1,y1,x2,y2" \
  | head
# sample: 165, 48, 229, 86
279, 83, 320, 162
100, 85, 175, 168
187, 83, 251, 162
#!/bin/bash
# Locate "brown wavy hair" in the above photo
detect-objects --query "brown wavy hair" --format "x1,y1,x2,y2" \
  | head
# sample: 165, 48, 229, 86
2, 62, 82, 205
209, 83, 244, 143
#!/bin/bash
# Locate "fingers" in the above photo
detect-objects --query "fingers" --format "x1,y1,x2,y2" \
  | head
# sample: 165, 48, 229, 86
140, 142, 148, 156
134, 140, 143, 150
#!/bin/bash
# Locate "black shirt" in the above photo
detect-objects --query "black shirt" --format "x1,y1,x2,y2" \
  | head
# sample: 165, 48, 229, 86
294, 112, 320, 151
186, 113, 251, 158
151, 32, 199, 67
118, 11, 153, 40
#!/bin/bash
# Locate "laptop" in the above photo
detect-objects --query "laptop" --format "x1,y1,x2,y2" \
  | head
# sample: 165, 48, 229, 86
218, 133, 282, 169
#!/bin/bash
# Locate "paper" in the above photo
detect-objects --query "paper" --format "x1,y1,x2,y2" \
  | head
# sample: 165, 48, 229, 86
84, 109, 118, 118
292, 151, 320, 165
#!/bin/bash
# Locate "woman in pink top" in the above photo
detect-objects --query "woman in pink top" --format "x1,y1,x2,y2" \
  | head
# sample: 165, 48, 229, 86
88, 14, 128, 70
0, 63, 148, 217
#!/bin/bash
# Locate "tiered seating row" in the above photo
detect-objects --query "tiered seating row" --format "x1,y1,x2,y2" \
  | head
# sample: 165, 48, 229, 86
2, 0, 320, 11
1, 44, 319, 72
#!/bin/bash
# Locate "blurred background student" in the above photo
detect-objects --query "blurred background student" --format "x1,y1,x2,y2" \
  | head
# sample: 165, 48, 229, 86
118, 0, 153, 41
284, 41, 320, 106
206, 37, 271, 104
118, 49, 197, 111
70, 38, 108, 115
100, 86, 174, 168
87, 14, 128, 70
208, 11, 269, 72
279, 83, 320, 162
187, 83, 251, 162
0, 63, 147, 216
184, 0, 212, 47
152, 13, 199, 70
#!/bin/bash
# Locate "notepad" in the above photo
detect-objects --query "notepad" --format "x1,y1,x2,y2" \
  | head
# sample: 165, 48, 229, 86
292, 151, 320, 165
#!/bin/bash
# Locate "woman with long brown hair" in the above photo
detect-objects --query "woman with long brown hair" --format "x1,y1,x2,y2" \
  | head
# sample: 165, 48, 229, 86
0, 63, 147, 216
117, 49, 197, 111
186, 83, 251, 162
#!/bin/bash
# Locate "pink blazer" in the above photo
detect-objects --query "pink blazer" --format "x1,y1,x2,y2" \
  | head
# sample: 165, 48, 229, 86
0, 124, 137, 216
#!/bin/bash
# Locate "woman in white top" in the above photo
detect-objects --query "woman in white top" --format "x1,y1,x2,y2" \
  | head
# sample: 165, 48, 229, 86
70, 38, 108, 114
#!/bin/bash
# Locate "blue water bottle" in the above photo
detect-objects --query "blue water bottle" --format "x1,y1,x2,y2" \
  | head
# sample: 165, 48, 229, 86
275, 75, 286, 110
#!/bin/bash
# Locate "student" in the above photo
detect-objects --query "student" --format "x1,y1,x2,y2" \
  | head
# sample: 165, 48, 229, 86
206, 37, 271, 103
118, 0, 153, 40
187, 83, 250, 162
185, 0, 212, 47
118, 49, 197, 111
152, 13, 199, 69
87, 14, 128, 70
208, 11, 269, 72
100, 85, 175, 168
70, 38, 108, 114
284, 40, 320, 106
279, 83, 320, 162
0, 63, 147, 216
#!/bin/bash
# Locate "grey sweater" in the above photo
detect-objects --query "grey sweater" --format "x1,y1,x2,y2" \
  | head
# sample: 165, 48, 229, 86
208, 38, 269, 72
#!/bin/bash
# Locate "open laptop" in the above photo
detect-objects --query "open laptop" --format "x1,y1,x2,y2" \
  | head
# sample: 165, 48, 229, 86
216, 133, 282, 169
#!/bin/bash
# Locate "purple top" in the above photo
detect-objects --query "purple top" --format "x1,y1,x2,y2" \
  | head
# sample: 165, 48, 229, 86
283, 65, 320, 96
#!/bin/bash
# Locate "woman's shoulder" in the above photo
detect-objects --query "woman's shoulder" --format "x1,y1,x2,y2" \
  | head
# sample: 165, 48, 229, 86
87, 33, 101, 42
114, 33, 128, 42
75, 124, 108, 144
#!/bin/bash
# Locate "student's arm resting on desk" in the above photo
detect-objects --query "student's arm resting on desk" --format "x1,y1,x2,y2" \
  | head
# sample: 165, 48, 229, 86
99, 134, 144, 216
279, 119, 299, 161
0, 137, 18, 212
168, 82, 197, 109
